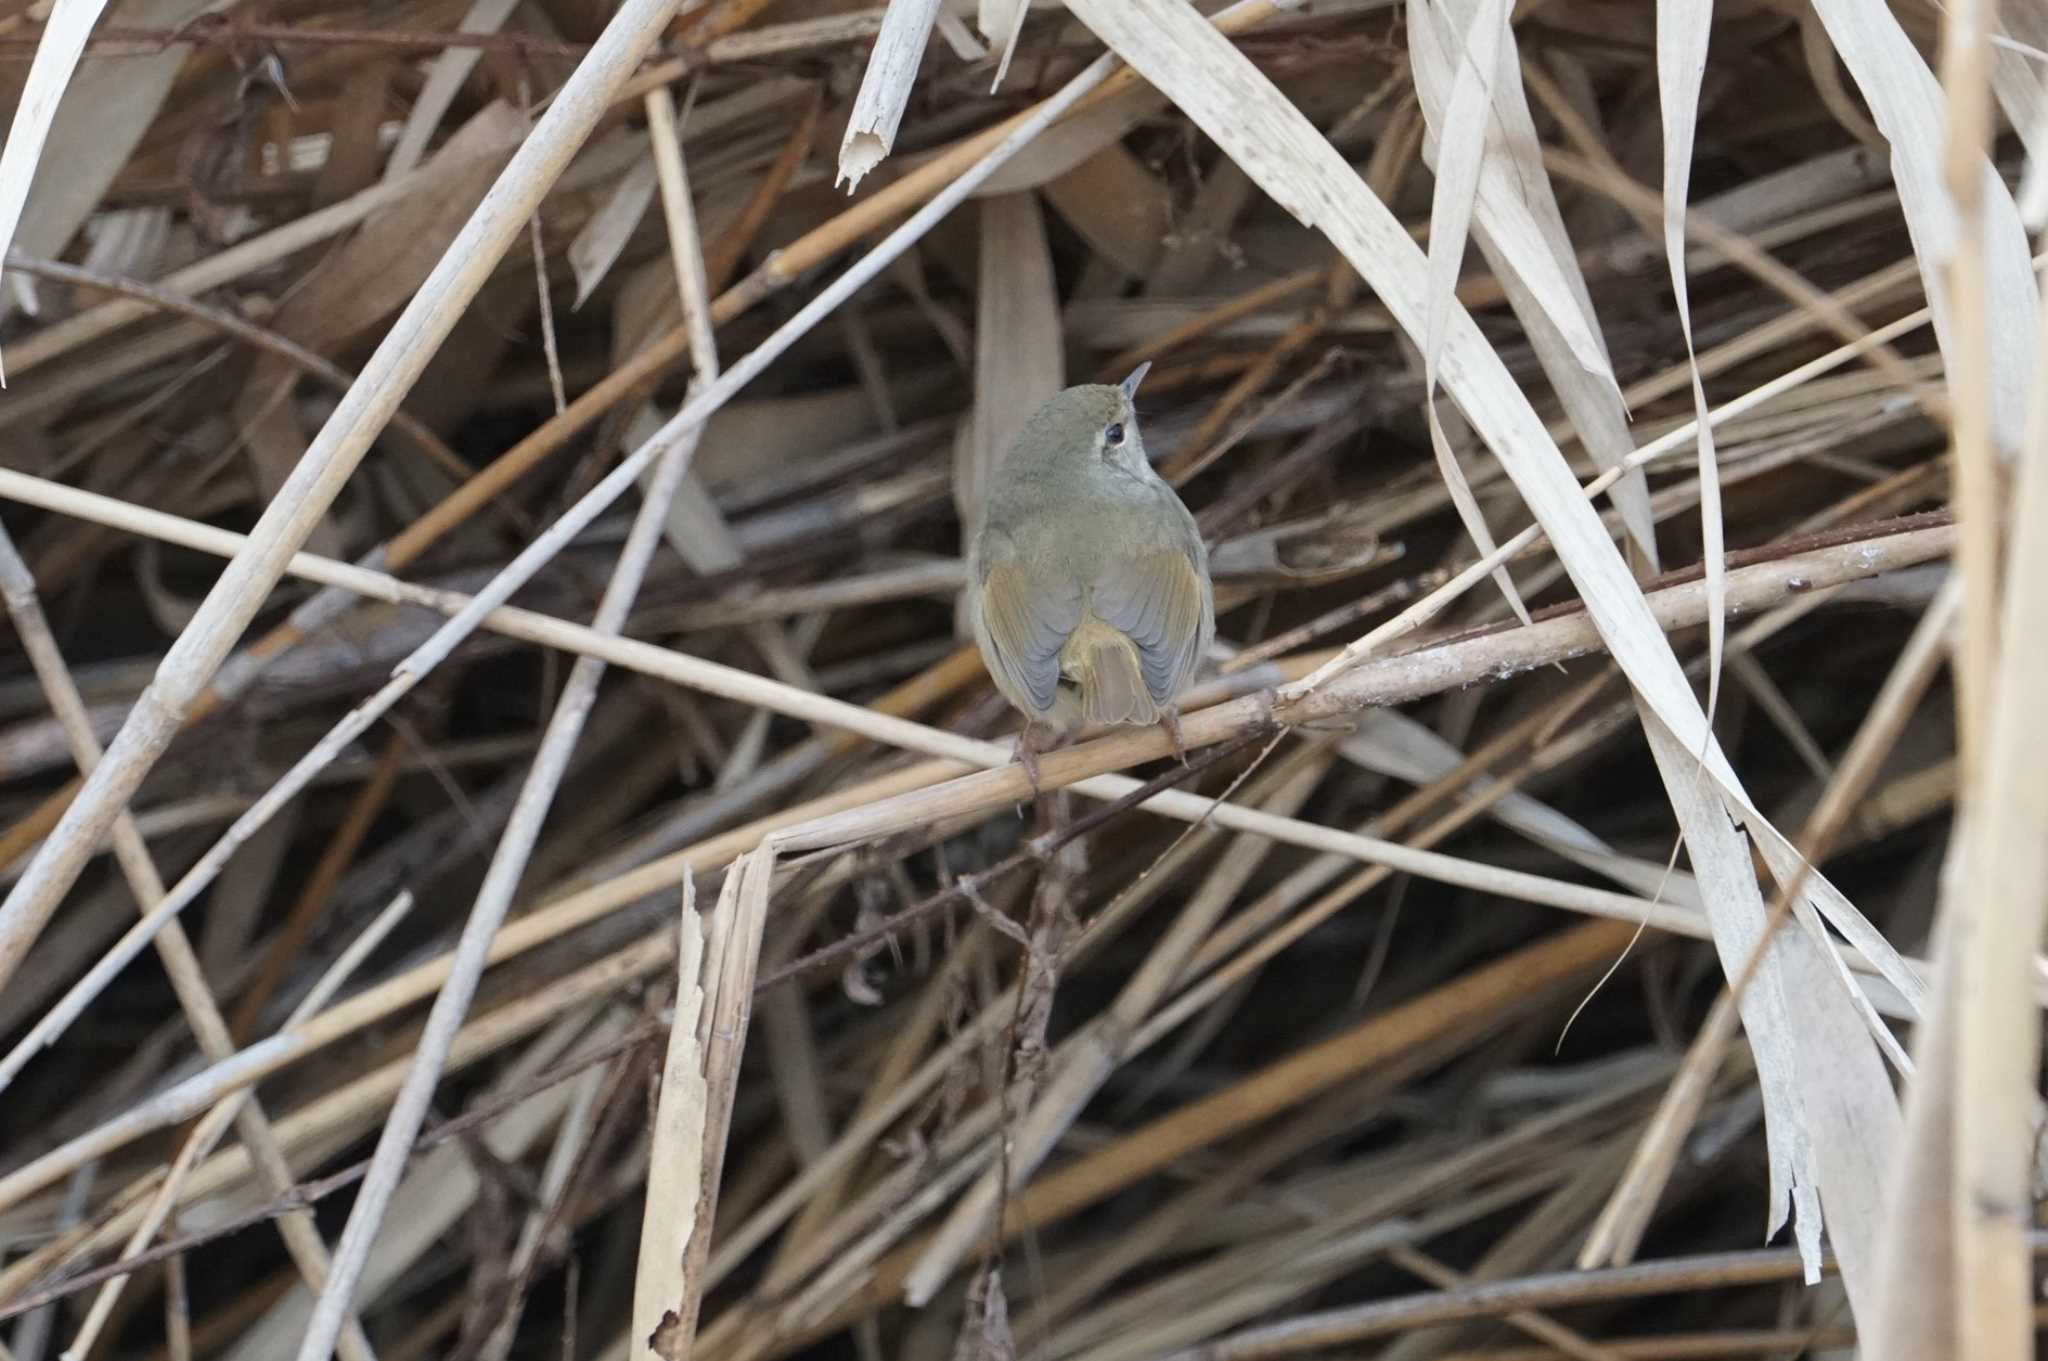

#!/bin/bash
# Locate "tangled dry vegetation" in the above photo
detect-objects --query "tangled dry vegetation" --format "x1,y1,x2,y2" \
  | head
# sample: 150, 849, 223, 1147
0, 0, 2041, 1358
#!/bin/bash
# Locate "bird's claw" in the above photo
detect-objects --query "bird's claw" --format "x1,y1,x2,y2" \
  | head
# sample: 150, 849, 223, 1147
1158, 708, 1190, 767
1013, 726, 1046, 794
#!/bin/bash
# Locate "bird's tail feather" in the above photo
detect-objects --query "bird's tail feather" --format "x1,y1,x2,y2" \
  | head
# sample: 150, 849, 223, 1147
1077, 632, 1155, 727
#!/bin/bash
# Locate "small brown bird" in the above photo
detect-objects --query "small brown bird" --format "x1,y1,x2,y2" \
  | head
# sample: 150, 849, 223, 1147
967, 364, 1215, 787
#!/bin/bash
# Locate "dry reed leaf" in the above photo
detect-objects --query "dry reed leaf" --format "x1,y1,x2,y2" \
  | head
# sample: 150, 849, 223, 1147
839, 0, 945, 192
633, 886, 710, 1361
2023, 130, 2048, 230
0, 0, 108, 331
315, 60, 399, 208
382, 0, 522, 182
399, 271, 540, 440
624, 404, 744, 573
1410, 4, 1613, 384
1603, 144, 1891, 274
1989, 22, 2048, 171
1413, 0, 1538, 626
2022, 51, 2048, 231
971, 82, 1164, 198
610, 255, 685, 371
1639, 709, 1824, 1284
0, 0, 217, 330
132, 538, 205, 638
1206, 504, 1394, 586
237, 390, 349, 560
2015, 6, 2048, 227
572, 156, 662, 308
225, 100, 526, 550
1579, 566, 1961, 1283
692, 378, 953, 490
265, 102, 529, 357
76, 206, 171, 285
0, 871, 155, 1039
1654, 0, 1725, 715
955, 192, 1064, 537
1807, 0, 2038, 457
663, 474, 750, 574
1060, 0, 1904, 1310
1041, 141, 1175, 279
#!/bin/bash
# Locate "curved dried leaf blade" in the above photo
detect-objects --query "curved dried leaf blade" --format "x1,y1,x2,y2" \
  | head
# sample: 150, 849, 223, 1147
0, 0, 115, 375
1657, 0, 1726, 721
1408, 0, 1657, 568
1809, 0, 2039, 456
1414, 0, 1528, 623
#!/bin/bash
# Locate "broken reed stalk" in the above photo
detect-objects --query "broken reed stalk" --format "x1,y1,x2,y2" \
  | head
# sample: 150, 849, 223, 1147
653, 848, 774, 1361
836, 0, 942, 192
631, 880, 710, 1361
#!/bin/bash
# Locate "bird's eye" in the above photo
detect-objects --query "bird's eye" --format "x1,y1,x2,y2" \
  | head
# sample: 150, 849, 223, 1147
1104, 423, 1126, 448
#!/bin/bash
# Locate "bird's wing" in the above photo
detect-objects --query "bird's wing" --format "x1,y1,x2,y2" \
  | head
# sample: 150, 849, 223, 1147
975, 555, 1083, 714
1090, 546, 1208, 705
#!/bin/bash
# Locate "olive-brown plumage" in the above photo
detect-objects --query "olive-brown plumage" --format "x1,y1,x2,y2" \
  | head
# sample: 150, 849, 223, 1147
968, 365, 1214, 785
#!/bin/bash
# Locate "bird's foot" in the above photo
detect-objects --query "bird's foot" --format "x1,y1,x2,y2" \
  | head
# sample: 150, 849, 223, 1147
1013, 724, 1048, 794
1157, 707, 1190, 767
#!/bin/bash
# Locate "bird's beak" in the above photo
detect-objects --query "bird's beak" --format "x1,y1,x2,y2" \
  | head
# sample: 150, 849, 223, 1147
1120, 361, 1152, 402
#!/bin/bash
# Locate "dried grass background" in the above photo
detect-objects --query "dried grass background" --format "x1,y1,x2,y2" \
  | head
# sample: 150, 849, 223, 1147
0, 0, 2039, 1358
